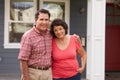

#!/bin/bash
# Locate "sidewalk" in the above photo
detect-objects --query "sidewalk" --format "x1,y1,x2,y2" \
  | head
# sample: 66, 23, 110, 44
105, 72, 120, 80
0, 72, 120, 80
0, 74, 85, 80
0, 74, 86, 80
0, 74, 21, 80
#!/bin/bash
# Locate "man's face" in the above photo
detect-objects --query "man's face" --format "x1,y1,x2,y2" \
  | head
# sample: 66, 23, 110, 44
35, 12, 50, 32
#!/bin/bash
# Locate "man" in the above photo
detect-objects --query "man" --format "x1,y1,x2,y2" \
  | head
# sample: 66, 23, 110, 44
18, 9, 52, 80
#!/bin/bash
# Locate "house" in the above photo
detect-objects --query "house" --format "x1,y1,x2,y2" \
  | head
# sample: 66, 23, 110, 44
0, 0, 120, 80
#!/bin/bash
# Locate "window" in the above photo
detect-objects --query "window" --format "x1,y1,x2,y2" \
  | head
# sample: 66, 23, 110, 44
4, 0, 36, 48
4, 0, 70, 48
106, 3, 120, 26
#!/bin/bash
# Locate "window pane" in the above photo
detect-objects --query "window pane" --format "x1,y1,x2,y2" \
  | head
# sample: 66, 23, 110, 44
9, 22, 33, 43
106, 16, 114, 25
106, 4, 114, 15
10, 0, 34, 21
43, 1, 65, 21
115, 6, 120, 15
115, 16, 120, 25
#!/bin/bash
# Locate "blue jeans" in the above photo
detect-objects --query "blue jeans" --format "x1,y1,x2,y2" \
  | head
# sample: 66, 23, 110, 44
53, 73, 81, 80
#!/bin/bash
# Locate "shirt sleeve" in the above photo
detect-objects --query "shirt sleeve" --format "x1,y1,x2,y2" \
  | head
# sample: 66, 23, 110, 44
72, 35, 82, 50
18, 34, 32, 61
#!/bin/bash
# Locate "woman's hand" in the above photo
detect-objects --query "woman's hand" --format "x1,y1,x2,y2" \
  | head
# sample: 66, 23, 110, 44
77, 67, 84, 73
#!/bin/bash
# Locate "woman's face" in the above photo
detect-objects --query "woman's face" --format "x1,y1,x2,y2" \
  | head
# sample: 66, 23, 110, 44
53, 25, 66, 39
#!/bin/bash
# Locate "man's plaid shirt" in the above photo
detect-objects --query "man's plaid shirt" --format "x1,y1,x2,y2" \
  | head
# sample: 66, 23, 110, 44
18, 26, 52, 67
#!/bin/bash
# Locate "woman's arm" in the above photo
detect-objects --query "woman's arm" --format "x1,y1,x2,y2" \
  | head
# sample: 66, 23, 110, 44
76, 37, 87, 73
77, 47, 87, 73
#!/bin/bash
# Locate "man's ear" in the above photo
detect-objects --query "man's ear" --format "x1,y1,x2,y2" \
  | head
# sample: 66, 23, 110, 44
35, 18, 38, 21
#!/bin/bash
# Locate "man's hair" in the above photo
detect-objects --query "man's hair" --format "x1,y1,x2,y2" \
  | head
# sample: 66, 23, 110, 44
35, 9, 51, 19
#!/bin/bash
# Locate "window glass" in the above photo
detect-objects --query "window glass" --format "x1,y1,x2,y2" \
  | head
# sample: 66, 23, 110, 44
9, 23, 33, 43
10, 0, 34, 21
115, 16, 120, 25
106, 3, 120, 25
106, 16, 114, 25
114, 5, 120, 25
106, 5, 114, 15
9, 0, 34, 43
115, 5, 120, 15
43, 1, 65, 21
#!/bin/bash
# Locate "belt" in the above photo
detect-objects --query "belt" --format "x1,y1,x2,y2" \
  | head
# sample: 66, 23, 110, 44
28, 65, 50, 70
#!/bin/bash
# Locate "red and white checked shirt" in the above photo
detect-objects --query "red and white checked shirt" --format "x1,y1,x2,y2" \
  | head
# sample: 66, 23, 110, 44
18, 26, 52, 67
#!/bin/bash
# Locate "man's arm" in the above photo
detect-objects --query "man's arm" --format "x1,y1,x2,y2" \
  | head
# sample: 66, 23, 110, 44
20, 60, 29, 80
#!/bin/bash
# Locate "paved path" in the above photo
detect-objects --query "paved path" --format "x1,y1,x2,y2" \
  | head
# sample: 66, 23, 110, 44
0, 72, 120, 80
0, 74, 86, 80
0, 74, 20, 80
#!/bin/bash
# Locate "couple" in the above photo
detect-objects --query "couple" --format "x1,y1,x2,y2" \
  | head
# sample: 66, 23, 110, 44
18, 9, 87, 80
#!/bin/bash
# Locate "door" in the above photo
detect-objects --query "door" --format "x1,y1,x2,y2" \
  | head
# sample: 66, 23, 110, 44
105, 3, 120, 71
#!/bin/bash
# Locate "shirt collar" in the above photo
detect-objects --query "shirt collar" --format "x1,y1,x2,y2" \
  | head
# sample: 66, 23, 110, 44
33, 26, 49, 35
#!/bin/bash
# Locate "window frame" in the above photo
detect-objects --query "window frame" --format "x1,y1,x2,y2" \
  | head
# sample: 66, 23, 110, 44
4, 0, 37, 48
4, 0, 70, 49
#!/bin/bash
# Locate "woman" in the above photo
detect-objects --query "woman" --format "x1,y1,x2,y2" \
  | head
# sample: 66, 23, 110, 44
50, 19, 87, 80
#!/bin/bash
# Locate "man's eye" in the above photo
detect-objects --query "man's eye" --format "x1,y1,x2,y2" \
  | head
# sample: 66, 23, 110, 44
40, 19, 43, 21
45, 19, 49, 21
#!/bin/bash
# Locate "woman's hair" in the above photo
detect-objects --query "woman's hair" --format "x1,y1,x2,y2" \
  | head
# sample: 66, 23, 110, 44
50, 18, 68, 38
